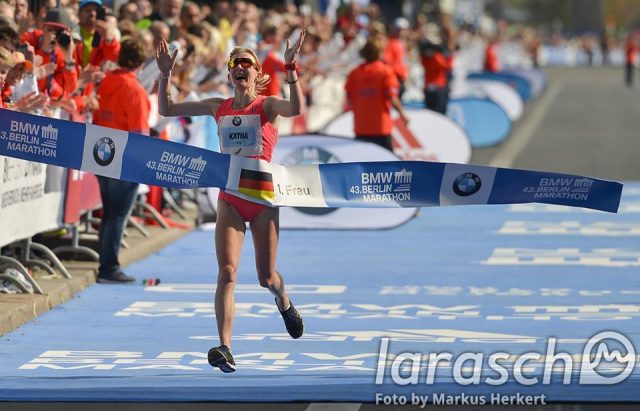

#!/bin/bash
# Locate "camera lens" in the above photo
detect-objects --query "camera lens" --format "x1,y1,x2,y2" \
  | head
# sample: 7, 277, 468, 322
56, 31, 71, 47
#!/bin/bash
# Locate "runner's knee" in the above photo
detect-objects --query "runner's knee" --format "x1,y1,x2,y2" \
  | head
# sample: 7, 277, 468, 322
257, 271, 277, 289
218, 265, 238, 284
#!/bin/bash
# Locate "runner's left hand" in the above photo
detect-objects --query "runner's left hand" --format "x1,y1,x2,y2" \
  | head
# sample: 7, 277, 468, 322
284, 29, 306, 64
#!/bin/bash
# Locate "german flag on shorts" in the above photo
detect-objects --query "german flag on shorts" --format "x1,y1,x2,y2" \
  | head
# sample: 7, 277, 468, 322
238, 169, 275, 202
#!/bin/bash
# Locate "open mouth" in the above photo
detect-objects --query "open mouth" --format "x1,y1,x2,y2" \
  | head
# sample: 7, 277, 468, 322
234, 73, 247, 81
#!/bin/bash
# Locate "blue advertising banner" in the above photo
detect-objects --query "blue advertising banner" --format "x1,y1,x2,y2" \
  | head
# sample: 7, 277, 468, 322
0, 109, 623, 212
501, 69, 548, 99
447, 97, 512, 147
467, 72, 532, 102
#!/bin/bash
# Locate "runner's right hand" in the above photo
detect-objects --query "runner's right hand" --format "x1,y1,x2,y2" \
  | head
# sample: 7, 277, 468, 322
155, 39, 178, 76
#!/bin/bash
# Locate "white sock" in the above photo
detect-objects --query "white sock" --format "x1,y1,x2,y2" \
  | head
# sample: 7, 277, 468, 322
278, 298, 290, 311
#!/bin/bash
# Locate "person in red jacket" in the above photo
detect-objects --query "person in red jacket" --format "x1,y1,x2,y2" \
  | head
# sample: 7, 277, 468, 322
625, 33, 637, 87
484, 36, 500, 72
345, 38, 408, 152
92, 36, 150, 284
419, 29, 452, 115
19, 8, 78, 101
258, 25, 285, 97
384, 17, 409, 99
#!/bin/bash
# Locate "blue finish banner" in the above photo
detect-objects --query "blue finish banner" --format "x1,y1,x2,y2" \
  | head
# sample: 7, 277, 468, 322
0, 109, 623, 212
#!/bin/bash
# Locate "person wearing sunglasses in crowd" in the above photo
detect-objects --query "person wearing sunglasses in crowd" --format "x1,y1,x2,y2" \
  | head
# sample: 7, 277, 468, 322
155, 29, 307, 373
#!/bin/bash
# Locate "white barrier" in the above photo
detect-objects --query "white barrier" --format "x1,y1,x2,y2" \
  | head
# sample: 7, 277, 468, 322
0, 157, 65, 246
323, 109, 471, 164
451, 79, 524, 121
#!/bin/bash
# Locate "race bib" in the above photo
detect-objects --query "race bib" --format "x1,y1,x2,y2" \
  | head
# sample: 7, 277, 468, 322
218, 114, 263, 156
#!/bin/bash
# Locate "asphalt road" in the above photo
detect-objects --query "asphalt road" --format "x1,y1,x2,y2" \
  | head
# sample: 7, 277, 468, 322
472, 66, 640, 182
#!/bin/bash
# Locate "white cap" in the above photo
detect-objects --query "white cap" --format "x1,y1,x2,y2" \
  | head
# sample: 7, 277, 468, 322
393, 17, 410, 30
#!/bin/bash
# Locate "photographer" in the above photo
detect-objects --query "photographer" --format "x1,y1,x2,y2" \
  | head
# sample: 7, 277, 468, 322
19, 8, 78, 102
418, 25, 452, 114
73, 0, 120, 69
67, 0, 120, 122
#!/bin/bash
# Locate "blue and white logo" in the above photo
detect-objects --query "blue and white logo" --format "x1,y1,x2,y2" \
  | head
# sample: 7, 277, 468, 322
453, 172, 482, 196
232, 116, 242, 126
93, 137, 116, 166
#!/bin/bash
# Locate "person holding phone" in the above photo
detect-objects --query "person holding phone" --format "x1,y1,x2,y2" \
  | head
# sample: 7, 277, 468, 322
19, 8, 78, 101
155, 29, 307, 373
68, 0, 120, 121
73, 0, 120, 70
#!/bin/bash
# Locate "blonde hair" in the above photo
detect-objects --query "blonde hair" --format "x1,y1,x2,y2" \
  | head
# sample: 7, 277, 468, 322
228, 47, 271, 95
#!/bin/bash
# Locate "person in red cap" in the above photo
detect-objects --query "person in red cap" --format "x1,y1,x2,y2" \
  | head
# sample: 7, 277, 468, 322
19, 8, 78, 101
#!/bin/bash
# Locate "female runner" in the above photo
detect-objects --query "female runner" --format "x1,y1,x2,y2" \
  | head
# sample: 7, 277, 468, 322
156, 30, 307, 372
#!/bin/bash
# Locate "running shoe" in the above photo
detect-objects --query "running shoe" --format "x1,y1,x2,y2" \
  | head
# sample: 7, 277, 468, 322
96, 271, 136, 284
277, 298, 304, 339
208, 345, 236, 373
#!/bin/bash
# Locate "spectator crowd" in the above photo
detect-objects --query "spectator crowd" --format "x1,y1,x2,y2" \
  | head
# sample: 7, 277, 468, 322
0, 0, 635, 135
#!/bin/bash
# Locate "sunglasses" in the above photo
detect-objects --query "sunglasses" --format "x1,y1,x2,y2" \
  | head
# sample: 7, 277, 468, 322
228, 57, 256, 70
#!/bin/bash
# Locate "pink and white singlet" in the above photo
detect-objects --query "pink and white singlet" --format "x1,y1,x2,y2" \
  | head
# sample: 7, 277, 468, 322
214, 95, 279, 221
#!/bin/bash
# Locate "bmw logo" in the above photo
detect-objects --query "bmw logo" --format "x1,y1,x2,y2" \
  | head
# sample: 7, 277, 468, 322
453, 172, 482, 196
93, 137, 116, 166
232, 116, 242, 126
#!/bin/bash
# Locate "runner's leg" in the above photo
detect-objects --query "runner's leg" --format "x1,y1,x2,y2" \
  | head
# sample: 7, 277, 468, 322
214, 200, 246, 347
250, 207, 289, 310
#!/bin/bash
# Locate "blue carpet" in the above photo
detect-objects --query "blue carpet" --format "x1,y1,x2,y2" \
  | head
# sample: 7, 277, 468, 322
1, 184, 639, 402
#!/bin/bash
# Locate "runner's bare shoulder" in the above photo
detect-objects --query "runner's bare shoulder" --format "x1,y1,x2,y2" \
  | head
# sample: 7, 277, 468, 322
200, 97, 226, 115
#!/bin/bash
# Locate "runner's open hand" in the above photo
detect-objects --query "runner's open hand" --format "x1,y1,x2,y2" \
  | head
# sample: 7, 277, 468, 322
155, 39, 178, 76
284, 29, 307, 64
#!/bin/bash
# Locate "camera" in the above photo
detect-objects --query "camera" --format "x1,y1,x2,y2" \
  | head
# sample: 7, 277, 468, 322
96, 6, 106, 21
418, 40, 445, 56
56, 31, 71, 47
